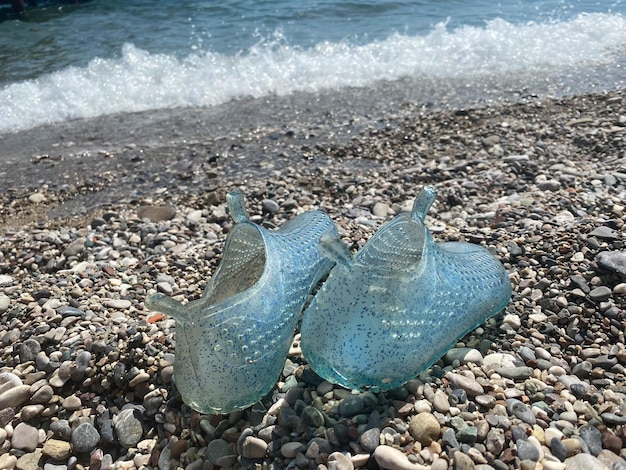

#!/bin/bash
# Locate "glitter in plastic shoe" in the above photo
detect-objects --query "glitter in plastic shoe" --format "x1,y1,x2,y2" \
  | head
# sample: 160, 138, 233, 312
300, 186, 512, 392
145, 190, 338, 414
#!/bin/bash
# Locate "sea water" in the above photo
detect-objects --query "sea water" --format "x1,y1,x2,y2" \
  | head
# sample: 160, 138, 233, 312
0, 0, 624, 134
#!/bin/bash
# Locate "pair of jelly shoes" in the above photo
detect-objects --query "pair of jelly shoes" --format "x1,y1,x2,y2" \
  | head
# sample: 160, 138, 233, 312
146, 186, 511, 414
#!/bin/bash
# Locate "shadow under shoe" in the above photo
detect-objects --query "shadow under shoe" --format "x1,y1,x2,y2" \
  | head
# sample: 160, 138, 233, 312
300, 186, 512, 392
146, 190, 338, 414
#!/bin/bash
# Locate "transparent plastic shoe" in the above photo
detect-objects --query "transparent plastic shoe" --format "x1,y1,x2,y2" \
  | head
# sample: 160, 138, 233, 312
300, 186, 512, 391
145, 190, 338, 414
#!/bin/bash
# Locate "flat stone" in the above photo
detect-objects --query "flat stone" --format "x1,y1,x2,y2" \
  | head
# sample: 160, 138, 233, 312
596, 251, 626, 276
564, 453, 610, 470
19, 338, 41, 363
300, 406, 324, 428
339, 395, 365, 417
589, 226, 619, 240
12, 422, 40, 452
444, 348, 483, 366
589, 286, 612, 302
42, 439, 72, 459
432, 389, 450, 413
497, 366, 533, 380
0, 294, 10, 313
104, 299, 132, 310
115, 408, 144, 447
409, 413, 441, 445
16, 448, 43, 470
578, 424, 602, 456
327, 451, 354, 470
137, 205, 176, 222
261, 199, 280, 214
62, 395, 82, 411
446, 373, 484, 396
280, 441, 306, 458
359, 427, 380, 453
0, 454, 17, 469
506, 399, 537, 425
453, 451, 476, 470
71, 422, 100, 453
0, 385, 31, 409
374, 445, 429, 470
242, 436, 267, 459
517, 439, 540, 461
483, 353, 518, 370
206, 439, 229, 465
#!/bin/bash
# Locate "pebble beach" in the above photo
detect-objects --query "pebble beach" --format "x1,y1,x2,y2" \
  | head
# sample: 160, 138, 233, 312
0, 89, 625, 470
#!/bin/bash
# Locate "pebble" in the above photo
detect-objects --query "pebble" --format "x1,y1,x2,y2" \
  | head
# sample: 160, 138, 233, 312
516, 439, 540, 461
11, 422, 39, 452
359, 427, 380, 453
339, 395, 365, 417
374, 445, 428, 470
114, 408, 144, 447
104, 299, 132, 309
0, 294, 9, 313
409, 413, 441, 445
42, 439, 72, 459
446, 373, 484, 396
564, 453, 610, 470
71, 422, 100, 453
280, 441, 306, 458
327, 451, 355, 470
0, 385, 31, 409
242, 436, 267, 459
578, 424, 602, 456
137, 205, 176, 222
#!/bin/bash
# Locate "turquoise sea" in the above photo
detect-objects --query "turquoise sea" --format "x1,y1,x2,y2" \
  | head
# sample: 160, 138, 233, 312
0, 0, 625, 134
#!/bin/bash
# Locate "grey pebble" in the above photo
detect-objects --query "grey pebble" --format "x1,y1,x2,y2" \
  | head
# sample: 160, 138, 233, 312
589, 286, 612, 302
516, 439, 540, 461
206, 439, 229, 465
506, 399, 536, 425
359, 427, 380, 453
595, 251, 626, 276
550, 437, 568, 461
496, 366, 533, 380
114, 408, 144, 447
600, 412, 626, 425
50, 419, 72, 440
261, 199, 280, 214
442, 428, 460, 449
589, 226, 619, 240
71, 422, 100, 453
446, 373, 484, 396
19, 338, 41, 363
578, 425, 602, 456
339, 395, 365, 417
301, 405, 324, 427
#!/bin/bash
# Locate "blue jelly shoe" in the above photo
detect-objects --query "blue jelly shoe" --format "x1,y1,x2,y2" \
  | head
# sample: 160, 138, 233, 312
145, 190, 338, 414
300, 186, 512, 391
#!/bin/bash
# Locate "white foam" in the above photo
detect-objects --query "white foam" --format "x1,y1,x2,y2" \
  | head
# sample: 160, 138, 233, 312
1, 12, 624, 133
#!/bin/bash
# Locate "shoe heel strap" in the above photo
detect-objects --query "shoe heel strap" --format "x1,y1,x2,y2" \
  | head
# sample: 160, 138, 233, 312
412, 186, 437, 222
227, 189, 250, 224
318, 232, 354, 269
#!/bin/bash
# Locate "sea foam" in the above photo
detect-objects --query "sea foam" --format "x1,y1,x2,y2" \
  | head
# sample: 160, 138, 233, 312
1, 12, 624, 133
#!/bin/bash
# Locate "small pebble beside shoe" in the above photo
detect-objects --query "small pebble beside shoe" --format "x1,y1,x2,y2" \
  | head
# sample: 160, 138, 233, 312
146, 190, 338, 414
300, 185, 512, 391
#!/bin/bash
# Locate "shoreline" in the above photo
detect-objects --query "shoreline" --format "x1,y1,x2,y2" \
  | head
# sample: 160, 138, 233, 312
0, 88, 625, 469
